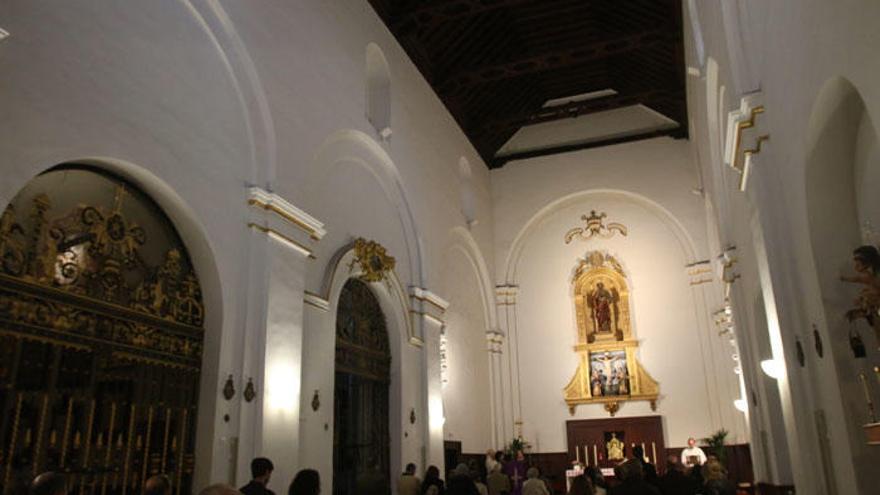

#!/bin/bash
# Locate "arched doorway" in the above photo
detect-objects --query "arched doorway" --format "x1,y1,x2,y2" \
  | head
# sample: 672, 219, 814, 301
0, 166, 205, 495
333, 278, 391, 495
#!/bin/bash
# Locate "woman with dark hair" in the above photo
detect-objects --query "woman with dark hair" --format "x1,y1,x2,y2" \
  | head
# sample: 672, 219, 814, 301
567, 475, 594, 495
288, 469, 320, 495
422, 465, 445, 495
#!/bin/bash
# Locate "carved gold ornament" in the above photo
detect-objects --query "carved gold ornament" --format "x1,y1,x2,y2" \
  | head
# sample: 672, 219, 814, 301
0, 168, 203, 494
565, 211, 627, 244
351, 238, 396, 283
0, 170, 205, 365
564, 251, 659, 416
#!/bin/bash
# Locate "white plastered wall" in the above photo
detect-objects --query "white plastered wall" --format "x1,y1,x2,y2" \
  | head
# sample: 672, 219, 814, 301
0, 0, 496, 491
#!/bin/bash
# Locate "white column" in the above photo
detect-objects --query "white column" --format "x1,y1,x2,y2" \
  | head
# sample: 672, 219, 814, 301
495, 285, 520, 441
410, 289, 449, 476
486, 330, 505, 448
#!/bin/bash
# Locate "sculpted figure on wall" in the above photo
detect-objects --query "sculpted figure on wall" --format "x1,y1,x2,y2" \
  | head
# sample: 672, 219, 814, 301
589, 282, 619, 335
841, 245, 880, 341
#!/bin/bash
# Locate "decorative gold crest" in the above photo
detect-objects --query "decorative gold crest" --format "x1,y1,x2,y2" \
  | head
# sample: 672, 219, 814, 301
352, 238, 396, 283
565, 211, 627, 244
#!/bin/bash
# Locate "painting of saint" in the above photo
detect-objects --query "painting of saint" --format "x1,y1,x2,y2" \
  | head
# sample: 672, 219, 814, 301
590, 350, 629, 396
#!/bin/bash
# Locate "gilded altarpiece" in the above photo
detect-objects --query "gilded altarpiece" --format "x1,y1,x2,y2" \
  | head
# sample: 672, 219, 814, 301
564, 252, 659, 416
0, 167, 204, 495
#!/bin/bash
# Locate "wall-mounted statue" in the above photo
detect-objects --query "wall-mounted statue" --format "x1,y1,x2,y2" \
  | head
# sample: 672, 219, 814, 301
841, 245, 880, 341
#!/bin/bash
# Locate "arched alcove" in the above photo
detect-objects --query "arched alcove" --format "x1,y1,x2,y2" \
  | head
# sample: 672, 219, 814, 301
0, 165, 215, 494
309, 129, 426, 293
804, 76, 880, 491
366, 43, 392, 141
441, 226, 496, 449
458, 157, 477, 227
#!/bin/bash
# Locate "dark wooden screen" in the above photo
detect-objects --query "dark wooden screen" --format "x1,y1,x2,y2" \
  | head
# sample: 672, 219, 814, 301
566, 415, 666, 474
333, 279, 391, 495
0, 167, 204, 495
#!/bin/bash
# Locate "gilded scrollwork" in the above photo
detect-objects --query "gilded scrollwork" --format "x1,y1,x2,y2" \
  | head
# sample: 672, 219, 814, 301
0, 168, 203, 495
0, 205, 26, 276
351, 237, 396, 283
0, 284, 202, 363
0, 184, 204, 327
565, 211, 627, 244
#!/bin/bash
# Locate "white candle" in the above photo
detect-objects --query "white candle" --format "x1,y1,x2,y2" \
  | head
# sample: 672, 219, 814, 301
641, 442, 646, 461
576, 445, 580, 464
593, 444, 598, 465
583, 446, 588, 466
652, 442, 657, 465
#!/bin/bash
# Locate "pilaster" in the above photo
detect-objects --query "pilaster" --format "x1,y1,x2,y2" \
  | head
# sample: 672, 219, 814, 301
486, 330, 506, 448
410, 288, 449, 475
495, 285, 520, 442
236, 187, 324, 492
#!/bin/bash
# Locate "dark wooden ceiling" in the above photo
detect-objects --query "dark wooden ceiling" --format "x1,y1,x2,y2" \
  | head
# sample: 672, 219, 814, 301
368, 0, 688, 169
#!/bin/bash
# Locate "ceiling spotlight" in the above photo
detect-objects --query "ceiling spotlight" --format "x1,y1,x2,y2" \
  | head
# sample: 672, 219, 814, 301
760, 359, 784, 380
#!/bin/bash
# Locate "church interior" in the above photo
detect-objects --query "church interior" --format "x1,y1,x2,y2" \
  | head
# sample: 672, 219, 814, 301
1, 1, 879, 494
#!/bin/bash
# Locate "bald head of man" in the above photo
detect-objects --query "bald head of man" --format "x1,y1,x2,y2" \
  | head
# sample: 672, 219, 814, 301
198, 484, 240, 495
144, 476, 171, 495
31, 472, 66, 495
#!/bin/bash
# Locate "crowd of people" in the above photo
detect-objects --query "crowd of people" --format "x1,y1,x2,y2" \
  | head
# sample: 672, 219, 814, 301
22, 444, 736, 495
394, 443, 737, 495
23, 458, 325, 495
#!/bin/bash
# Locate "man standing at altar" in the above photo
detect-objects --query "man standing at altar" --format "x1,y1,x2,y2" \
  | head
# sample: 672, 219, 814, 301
504, 450, 528, 495
681, 437, 707, 469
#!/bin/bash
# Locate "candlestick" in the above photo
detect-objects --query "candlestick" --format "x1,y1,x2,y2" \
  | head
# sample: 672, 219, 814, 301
593, 444, 598, 465
859, 372, 877, 422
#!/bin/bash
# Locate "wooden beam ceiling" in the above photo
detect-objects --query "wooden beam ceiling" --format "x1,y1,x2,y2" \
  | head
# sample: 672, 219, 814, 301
369, 0, 689, 169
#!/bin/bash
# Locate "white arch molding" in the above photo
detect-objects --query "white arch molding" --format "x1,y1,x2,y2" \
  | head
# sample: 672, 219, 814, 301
0, 157, 226, 489
182, 0, 278, 187
448, 226, 498, 333
311, 129, 428, 291
502, 189, 700, 285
